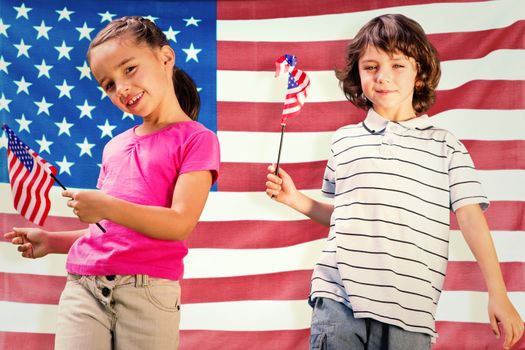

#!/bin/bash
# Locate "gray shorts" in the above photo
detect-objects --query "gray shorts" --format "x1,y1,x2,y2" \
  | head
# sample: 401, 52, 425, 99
55, 274, 181, 350
310, 297, 431, 350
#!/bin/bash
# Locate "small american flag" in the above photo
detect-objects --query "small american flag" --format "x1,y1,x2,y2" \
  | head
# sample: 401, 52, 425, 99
2, 123, 56, 226
275, 54, 310, 124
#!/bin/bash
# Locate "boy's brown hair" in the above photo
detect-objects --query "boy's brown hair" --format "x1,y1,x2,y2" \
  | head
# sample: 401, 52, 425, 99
337, 14, 441, 113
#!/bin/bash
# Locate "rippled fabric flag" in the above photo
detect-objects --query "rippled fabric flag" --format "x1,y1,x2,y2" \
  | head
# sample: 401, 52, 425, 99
274, 54, 310, 125
2, 124, 56, 226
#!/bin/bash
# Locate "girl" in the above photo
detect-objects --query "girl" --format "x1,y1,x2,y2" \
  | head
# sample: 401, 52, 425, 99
4, 16, 220, 349
266, 14, 523, 350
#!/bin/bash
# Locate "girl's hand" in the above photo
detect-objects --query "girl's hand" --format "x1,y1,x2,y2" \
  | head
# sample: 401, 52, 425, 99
488, 293, 524, 349
62, 190, 111, 224
266, 165, 299, 207
3, 228, 50, 259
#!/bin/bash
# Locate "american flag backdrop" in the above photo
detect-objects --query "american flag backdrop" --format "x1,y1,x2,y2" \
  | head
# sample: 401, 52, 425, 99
0, 0, 524, 349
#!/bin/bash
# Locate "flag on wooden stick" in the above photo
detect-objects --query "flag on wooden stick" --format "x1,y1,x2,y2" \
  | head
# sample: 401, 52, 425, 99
273, 55, 310, 175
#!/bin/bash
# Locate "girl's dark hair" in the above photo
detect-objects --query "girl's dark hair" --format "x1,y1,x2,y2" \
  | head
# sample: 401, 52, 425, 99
337, 14, 441, 113
88, 16, 200, 120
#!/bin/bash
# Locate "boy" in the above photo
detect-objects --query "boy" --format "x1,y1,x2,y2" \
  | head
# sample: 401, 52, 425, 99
266, 14, 523, 350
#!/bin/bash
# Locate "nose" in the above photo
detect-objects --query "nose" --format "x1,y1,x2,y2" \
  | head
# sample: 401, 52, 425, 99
116, 81, 130, 98
376, 68, 391, 84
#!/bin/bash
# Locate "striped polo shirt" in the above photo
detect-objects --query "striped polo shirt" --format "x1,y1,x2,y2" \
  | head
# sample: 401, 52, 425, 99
310, 108, 489, 339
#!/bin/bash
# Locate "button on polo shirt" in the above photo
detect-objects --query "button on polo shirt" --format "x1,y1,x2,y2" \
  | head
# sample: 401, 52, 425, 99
311, 109, 488, 340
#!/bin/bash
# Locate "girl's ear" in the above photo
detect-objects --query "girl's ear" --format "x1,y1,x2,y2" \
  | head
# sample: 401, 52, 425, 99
160, 45, 175, 69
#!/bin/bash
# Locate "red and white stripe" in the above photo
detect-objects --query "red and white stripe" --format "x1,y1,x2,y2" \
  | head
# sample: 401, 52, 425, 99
1, 1, 524, 349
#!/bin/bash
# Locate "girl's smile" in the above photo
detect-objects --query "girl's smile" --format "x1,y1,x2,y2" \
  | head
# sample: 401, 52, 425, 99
125, 91, 144, 107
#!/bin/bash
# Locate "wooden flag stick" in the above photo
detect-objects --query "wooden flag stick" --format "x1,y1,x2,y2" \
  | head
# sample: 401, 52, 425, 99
274, 123, 286, 176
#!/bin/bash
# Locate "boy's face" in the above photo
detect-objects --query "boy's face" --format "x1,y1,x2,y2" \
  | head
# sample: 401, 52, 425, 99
358, 45, 418, 121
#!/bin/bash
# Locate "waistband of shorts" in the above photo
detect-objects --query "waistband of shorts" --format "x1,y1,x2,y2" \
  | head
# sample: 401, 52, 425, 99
67, 273, 178, 287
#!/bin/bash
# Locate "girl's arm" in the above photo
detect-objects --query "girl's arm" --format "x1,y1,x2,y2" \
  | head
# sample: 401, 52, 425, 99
266, 165, 333, 227
456, 204, 524, 349
64, 170, 213, 241
4, 228, 88, 258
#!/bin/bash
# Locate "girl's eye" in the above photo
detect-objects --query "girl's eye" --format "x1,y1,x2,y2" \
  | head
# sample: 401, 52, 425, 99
393, 64, 405, 69
364, 66, 377, 71
105, 82, 114, 92
125, 66, 136, 74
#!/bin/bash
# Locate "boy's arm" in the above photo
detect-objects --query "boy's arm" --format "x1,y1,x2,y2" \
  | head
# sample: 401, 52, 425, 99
288, 190, 334, 227
266, 165, 333, 227
456, 204, 524, 349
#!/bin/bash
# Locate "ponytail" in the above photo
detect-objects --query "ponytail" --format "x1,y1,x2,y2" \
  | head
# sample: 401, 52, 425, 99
173, 67, 200, 121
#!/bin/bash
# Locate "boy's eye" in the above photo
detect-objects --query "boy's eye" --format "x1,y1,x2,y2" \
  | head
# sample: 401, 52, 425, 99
104, 82, 114, 92
125, 66, 136, 74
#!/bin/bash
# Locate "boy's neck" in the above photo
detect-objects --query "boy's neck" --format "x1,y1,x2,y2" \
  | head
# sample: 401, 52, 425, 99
373, 106, 416, 122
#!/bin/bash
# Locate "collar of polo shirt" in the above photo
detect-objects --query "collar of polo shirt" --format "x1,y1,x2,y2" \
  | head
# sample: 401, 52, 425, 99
362, 108, 433, 134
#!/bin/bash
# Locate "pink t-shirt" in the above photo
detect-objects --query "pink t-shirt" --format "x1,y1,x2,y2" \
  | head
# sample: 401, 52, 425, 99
66, 121, 220, 280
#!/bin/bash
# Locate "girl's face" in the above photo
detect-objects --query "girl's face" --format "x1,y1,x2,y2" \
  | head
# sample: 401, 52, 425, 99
89, 36, 174, 121
358, 45, 418, 121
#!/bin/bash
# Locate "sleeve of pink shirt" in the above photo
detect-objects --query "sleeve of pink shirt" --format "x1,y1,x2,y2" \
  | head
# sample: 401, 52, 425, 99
96, 163, 106, 189
179, 129, 221, 184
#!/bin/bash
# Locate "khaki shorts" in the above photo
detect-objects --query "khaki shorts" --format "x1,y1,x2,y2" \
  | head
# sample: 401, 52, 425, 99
55, 274, 181, 350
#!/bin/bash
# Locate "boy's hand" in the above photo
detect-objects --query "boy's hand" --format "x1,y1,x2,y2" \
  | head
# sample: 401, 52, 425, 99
488, 293, 524, 349
266, 165, 298, 207
3, 227, 49, 259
